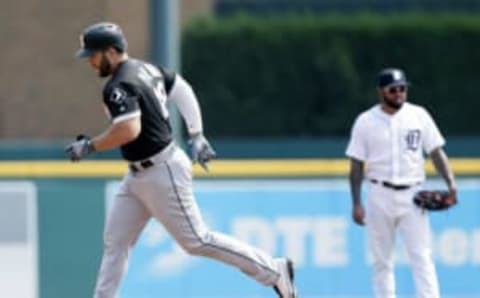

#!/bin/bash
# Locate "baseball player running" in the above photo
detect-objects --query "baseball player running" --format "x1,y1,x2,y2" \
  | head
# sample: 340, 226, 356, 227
346, 68, 457, 298
65, 22, 298, 298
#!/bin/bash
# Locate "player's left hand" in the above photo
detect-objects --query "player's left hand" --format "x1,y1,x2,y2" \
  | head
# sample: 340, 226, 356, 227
413, 189, 457, 211
189, 133, 216, 172
448, 185, 458, 204
65, 134, 96, 162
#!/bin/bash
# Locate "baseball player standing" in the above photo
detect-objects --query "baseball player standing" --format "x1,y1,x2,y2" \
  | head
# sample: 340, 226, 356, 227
345, 68, 457, 298
65, 22, 298, 298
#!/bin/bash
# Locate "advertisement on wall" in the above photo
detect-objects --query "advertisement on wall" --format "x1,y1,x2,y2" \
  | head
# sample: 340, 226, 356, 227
0, 182, 38, 298
105, 178, 480, 298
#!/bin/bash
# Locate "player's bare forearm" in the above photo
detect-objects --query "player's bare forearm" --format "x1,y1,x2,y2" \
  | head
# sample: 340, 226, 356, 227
92, 117, 141, 151
349, 158, 364, 206
430, 147, 456, 192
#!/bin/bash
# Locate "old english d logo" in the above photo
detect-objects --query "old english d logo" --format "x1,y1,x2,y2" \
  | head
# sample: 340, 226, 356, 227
406, 129, 421, 151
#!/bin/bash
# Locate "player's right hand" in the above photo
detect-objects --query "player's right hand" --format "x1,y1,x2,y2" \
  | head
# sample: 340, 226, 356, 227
65, 134, 95, 162
352, 203, 365, 226
189, 133, 216, 172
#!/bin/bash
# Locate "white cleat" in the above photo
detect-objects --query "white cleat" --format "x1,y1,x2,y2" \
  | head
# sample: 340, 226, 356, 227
273, 258, 298, 298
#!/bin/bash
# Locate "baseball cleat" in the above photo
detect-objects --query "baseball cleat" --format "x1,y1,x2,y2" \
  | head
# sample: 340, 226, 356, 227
273, 258, 298, 298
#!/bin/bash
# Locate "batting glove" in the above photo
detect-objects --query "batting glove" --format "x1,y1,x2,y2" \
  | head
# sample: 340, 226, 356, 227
189, 133, 216, 171
65, 134, 96, 162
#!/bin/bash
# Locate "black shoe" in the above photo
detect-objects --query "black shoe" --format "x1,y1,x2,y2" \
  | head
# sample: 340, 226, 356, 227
273, 258, 298, 298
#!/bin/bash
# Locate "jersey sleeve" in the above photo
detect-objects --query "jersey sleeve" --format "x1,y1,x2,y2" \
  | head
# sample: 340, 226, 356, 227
103, 82, 141, 124
345, 114, 368, 161
421, 107, 445, 154
158, 66, 176, 95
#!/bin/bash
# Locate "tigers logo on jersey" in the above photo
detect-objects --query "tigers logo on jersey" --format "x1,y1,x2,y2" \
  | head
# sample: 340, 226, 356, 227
406, 129, 421, 151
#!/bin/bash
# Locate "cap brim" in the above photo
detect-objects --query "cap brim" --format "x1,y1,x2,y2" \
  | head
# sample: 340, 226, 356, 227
75, 48, 95, 58
382, 81, 410, 88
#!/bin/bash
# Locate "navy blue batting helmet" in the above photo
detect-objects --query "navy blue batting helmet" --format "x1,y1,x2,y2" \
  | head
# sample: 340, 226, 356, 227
377, 68, 409, 88
76, 22, 127, 58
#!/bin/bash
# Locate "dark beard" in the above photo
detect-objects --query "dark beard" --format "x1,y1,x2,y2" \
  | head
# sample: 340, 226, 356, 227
99, 53, 113, 77
382, 96, 403, 110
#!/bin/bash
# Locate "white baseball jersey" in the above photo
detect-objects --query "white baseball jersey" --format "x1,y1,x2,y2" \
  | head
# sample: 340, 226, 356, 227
346, 102, 445, 185
346, 101, 444, 298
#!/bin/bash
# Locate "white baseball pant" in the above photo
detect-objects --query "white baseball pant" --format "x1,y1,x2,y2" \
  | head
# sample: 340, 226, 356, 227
366, 181, 440, 298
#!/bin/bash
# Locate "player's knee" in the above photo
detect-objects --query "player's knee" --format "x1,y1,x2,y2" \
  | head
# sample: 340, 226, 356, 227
372, 260, 394, 273
183, 242, 210, 256
408, 250, 433, 264
180, 232, 214, 256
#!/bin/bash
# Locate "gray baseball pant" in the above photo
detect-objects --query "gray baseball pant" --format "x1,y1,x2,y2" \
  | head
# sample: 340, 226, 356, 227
93, 144, 280, 298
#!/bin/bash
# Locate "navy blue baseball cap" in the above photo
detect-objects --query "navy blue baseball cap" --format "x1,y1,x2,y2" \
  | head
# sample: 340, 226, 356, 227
76, 22, 127, 58
377, 68, 410, 88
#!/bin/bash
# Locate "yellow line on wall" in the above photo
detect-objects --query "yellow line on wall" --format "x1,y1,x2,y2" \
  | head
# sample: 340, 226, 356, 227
0, 159, 479, 178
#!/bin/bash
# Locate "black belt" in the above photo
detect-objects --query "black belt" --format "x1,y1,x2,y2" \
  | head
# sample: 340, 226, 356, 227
129, 159, 154, 173
370, 179, 414, 191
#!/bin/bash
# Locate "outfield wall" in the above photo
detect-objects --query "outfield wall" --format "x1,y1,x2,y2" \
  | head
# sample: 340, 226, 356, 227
0, 160, 479, 298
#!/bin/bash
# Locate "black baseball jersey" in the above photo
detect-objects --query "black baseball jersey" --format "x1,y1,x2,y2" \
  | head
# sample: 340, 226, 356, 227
103, 58, 176, 161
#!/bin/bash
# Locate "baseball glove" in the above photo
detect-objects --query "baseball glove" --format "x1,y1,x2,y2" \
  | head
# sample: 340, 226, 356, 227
413, 190, 457, 211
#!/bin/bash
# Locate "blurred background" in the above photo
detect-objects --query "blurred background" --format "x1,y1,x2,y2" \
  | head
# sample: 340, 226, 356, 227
0, 0, 479, 298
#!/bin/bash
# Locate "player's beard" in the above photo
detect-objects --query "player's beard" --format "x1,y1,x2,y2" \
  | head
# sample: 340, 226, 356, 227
98, 53, 113, 77
382, 96, 404, 110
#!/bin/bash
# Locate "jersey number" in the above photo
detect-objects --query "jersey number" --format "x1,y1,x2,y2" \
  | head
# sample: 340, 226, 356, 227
138, 64, 169, 119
